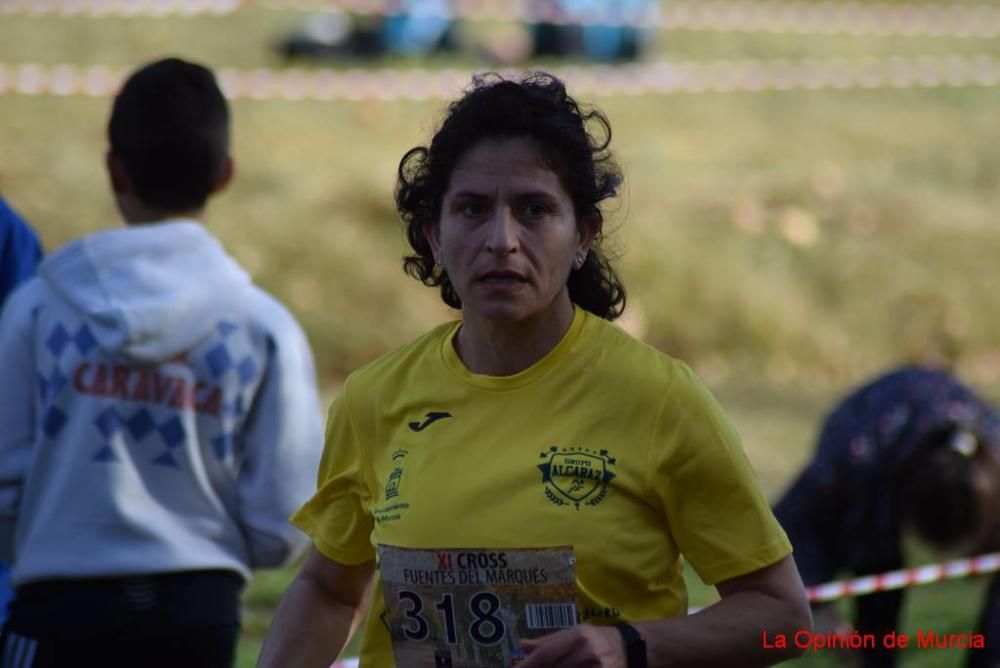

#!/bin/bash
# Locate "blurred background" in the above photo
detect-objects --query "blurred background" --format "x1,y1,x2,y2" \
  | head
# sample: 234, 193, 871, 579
1, 0, 998, 665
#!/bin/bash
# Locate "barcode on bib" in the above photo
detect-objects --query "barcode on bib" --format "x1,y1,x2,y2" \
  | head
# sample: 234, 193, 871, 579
525, 603, 577, 630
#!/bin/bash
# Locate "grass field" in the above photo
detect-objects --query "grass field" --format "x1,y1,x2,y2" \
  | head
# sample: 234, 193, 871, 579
2, 3, 1000, 665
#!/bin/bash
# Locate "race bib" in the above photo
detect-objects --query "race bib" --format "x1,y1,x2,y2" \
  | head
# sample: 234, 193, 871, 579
378, 545, 577, 667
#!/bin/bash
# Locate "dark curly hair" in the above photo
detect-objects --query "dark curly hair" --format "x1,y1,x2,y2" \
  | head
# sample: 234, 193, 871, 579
395, 71, 626, 320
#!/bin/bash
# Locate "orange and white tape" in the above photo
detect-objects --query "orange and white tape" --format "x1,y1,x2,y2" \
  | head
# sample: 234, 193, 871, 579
0, 0, 243, 15
0, 55, 998, 100
683, 552, 1000, 616
807, 552, 1000, 604
1, 0, 998, 38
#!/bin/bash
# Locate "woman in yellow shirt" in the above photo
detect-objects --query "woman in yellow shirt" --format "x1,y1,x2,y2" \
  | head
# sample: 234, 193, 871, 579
259, 71, 811, 668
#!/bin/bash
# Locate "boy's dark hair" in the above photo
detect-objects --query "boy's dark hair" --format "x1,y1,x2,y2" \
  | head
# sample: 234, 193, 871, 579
396, 71, 626, 320
898, 427, 987, 549
108, 58, 230, 212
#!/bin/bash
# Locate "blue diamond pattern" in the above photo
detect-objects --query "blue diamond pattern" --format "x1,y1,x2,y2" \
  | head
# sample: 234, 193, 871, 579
73, 325, 98, 355
217, 321, 239, 337
158, 416, 185, 448
211, 434, 232, 461
237, 357, 257, 385
42, 406, 67, 439
46, 325, 70, 357
95, 408, 122, 438
93, 446, 118, 462
126, 410, 155, 440
204, 344, 233, 378
48, 367, 68, 396
153, 452, 179, 468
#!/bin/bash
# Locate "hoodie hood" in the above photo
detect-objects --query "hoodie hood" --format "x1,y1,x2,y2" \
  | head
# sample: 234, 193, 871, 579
39, 219, 251, 360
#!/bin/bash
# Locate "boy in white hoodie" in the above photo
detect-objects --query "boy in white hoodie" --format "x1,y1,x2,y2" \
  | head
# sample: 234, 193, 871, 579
0, 58, 324, 667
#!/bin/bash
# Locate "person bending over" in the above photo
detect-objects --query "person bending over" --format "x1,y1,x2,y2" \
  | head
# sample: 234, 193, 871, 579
775, 365, 1000, 668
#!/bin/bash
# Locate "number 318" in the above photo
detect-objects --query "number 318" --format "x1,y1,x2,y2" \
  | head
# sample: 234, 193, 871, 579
397, 590, 506, 646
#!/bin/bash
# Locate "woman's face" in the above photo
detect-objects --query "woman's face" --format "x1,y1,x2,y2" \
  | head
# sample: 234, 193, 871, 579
425, 137, 596, 326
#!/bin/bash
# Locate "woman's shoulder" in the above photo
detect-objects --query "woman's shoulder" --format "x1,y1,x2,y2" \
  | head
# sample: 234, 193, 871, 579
582, 312, 693, 393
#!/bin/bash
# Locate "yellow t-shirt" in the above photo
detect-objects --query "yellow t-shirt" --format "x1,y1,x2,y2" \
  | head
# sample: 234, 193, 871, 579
293, 307, 791, 666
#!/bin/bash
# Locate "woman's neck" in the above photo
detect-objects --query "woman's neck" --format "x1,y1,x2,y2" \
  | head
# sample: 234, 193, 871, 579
455, 299, 576, 376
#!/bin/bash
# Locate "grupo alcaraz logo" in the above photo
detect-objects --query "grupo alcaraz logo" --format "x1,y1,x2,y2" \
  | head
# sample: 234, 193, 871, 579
537, 446, 616, 510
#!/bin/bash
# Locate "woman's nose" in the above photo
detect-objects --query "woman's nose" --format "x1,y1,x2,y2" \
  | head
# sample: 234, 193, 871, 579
484, 207, 518, 255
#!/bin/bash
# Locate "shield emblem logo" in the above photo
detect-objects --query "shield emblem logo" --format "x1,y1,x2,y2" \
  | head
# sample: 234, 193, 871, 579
538, 446, 616, 509
546, 452, 605, 503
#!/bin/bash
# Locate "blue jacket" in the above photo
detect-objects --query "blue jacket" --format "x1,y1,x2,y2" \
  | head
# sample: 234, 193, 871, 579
0, 198, 43, 309
0, 197, 41, 624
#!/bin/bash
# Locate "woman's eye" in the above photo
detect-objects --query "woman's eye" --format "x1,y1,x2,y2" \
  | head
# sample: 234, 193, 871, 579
460, 203, 486, 218
523, 203, 548, 218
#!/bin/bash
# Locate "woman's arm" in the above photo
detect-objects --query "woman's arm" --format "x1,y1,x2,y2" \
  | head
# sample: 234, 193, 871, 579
257, 546, 375, 668
519, 555, 812, 667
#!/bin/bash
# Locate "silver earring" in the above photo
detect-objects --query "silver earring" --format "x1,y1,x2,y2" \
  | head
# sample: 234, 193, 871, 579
575, 254, 585, 268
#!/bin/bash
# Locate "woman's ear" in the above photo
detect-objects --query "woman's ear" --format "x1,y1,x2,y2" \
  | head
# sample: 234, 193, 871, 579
577, 211, 602, 258
422, 219, 442, 263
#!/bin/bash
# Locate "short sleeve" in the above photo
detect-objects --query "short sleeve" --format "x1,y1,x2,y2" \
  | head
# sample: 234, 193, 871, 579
650, 364, 791, 585
291, 377, 376, 565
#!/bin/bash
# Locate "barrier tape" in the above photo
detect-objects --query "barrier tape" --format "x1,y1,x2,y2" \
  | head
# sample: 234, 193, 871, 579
1, 0, 999, 38
0, 0, 242, 15
807, 552, 1000, 603
684, 552, 1000, 615
0, 55, 998, 100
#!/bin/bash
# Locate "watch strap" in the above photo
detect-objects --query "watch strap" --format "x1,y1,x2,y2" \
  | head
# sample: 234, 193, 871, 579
614, 622, 648, 668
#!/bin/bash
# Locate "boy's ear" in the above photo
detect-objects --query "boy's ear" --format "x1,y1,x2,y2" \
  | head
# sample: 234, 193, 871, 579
105, 152, 131, 194
211, 156, 235, 195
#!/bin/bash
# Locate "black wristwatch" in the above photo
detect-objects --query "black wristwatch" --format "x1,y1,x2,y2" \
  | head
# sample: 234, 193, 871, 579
614, 622, 647, 668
